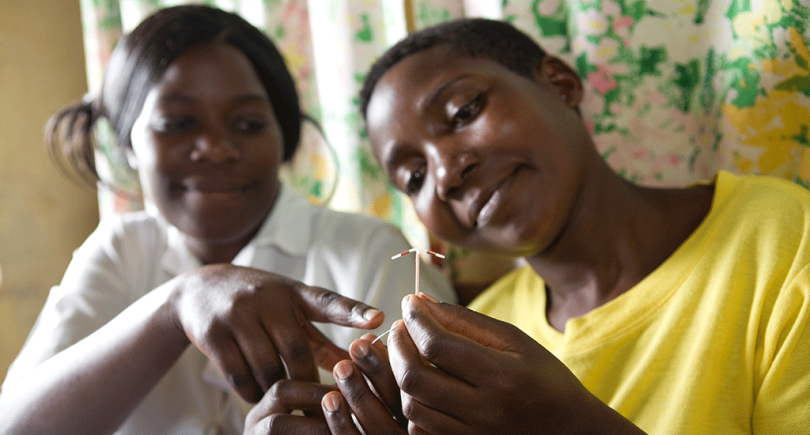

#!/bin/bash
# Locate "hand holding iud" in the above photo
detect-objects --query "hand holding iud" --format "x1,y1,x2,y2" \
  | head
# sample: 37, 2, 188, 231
372, 248, 445, 344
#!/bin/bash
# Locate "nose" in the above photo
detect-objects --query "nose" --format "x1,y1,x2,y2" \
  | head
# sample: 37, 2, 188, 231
190, 128, 240, 163
434, 152, 479, 201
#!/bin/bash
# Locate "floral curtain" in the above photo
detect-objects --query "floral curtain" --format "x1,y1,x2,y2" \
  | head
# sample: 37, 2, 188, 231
79, 0, 810, 286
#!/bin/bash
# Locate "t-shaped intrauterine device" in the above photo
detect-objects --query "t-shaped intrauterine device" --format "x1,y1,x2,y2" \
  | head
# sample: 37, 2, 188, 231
391, 248, 445, 295
372, 248, 445, 344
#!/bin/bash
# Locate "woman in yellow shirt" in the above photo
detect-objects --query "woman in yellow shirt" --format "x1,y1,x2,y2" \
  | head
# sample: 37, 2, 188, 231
290, 18, 810, 435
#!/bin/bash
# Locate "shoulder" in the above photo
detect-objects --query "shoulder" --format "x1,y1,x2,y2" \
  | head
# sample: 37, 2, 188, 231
717, 172, 810, 218
704, 173, 810, 308
711, 172, 810, 242
88, 210, 166, 251
69, 210, 167, 276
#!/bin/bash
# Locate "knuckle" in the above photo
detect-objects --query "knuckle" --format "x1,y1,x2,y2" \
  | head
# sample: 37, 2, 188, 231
229, 373, 260, 401
341, 382, 367, 404
357, 355, 385, 376
198, 322, 225, 345
397, 366, 423, 395
263, 414, 289, 434
265, 378, 294, 400
315, 289, 338, 308
226, 291, 258, 318
259, 362, 285, 384
418, 334, 445, 361
285, 339, 313, 364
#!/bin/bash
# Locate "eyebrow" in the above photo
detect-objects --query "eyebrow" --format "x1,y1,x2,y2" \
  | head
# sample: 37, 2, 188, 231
421, 74, 473, 111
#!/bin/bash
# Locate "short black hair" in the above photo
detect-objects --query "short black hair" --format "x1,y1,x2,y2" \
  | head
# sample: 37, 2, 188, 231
360, 18, 547, 119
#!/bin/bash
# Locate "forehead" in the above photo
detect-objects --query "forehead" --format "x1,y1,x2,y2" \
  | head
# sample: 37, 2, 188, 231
153, 42, 267, 97
372, 46, 481, 105
366, 46, 513, 156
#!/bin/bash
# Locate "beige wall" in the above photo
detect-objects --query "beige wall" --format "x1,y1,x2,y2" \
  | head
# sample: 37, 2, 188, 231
0, 1, 99, 379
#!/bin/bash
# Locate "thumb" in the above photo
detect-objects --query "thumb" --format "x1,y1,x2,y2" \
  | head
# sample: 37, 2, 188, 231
406, 294, 523, 353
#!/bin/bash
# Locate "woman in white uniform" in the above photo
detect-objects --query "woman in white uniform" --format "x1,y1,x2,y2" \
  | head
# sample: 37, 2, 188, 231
0, 5, 454, 434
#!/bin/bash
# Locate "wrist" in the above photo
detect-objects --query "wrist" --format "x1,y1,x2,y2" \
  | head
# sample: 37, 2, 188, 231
153, 278, 192, 350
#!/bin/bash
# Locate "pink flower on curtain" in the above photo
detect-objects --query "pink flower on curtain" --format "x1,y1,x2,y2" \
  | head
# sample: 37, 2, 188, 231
588, 64, 618, 94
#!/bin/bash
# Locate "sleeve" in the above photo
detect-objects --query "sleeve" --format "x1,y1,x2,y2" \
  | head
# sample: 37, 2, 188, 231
752, 263, 810, 433
1, 217, 138, 390
306, 213, 456, 349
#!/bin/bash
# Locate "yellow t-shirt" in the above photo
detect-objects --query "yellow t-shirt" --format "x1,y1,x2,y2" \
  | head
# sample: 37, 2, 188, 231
468, 171, 810, 434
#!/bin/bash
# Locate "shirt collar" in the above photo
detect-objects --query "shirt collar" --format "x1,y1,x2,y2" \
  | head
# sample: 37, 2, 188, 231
247, 183, 316, 256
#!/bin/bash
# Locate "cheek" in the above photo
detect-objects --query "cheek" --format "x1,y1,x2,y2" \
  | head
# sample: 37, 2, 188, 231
412, 189, 463, 242
412, 189, 441, 233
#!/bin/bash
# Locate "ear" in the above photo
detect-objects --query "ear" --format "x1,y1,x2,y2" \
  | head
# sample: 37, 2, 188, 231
125, 147, 139, 170
535, 56, 584, 109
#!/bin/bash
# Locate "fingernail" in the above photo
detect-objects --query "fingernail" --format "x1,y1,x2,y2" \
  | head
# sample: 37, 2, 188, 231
419, 293, 439, 303
322, 392, 340, 412
360, 333, 377, 341
334, 361, 353, 380
363, 309, 383, 321
402, 294, 414, 310
351, 340, 369, 358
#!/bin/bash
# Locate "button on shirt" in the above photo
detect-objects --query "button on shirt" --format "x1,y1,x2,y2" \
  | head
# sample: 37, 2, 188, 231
2, 184, 456, 434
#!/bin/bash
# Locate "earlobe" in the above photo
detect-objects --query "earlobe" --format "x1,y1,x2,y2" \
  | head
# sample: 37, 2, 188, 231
536, 56, 584, 108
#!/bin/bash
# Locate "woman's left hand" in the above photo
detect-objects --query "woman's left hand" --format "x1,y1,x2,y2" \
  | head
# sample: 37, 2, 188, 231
383, 294, 642, 435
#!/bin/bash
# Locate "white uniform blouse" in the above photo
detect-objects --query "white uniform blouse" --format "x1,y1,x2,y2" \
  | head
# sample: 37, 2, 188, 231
1, 184, 455, 434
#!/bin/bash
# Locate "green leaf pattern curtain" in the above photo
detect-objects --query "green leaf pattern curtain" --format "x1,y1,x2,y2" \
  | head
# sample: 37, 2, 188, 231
79, 0, 810, 285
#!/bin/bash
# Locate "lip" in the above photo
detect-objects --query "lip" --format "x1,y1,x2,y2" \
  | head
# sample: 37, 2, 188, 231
468, 167, 520, 228
180, 178, 252, 193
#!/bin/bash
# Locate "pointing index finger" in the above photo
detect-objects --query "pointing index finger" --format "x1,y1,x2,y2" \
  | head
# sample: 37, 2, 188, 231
295, 283, 385, 330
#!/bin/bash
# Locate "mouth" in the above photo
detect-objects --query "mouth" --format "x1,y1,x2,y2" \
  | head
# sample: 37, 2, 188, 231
179, 179, 253, 194
469, 167, 521, 228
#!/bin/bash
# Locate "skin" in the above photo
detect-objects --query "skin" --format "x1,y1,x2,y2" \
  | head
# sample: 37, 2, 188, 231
316, 44, 714, 434
0, 42, 384, 434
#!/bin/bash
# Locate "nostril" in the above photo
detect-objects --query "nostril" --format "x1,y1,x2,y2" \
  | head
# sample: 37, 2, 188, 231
435, 152, 479, 201
461, 164, 475, 178
458, 153, 479, 179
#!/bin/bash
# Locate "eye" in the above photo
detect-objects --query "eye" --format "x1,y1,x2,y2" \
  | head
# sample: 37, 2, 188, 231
405, 164, 426, 195
152, 116, 196, 134
394, 162, 426, 196
232, 117, 268, 134
451, 92, 483, 127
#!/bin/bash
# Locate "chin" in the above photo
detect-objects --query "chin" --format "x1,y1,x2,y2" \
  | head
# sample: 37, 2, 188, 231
470, 221, 532, 249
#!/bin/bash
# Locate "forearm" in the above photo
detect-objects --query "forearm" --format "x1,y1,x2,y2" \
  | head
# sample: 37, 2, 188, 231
0, 283, 189, 435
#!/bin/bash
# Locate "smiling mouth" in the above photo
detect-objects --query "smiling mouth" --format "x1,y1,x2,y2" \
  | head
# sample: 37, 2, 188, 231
476, 189, 502, 227
180, 180, 253, 194
471, 167, 520, 228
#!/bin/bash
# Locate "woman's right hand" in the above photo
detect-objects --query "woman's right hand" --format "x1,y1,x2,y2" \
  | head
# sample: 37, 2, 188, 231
169, 263, 385, 403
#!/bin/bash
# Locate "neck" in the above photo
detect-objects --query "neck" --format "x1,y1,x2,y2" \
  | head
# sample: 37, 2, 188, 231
528, 168, 713, 331
186, 236, 252, 265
